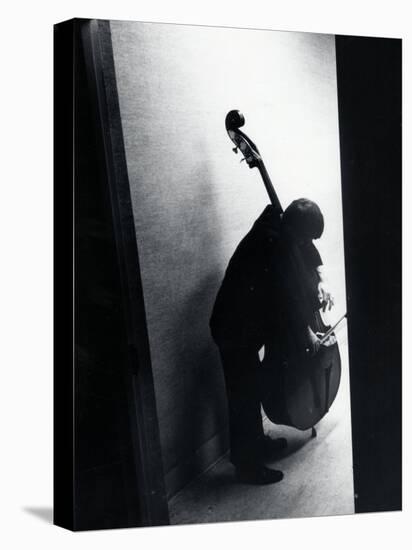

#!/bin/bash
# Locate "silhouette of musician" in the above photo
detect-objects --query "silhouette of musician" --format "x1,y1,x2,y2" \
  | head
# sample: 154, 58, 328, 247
210, 199, 334, 484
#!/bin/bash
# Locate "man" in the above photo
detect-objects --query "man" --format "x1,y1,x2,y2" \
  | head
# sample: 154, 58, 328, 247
210, 198, 333, 484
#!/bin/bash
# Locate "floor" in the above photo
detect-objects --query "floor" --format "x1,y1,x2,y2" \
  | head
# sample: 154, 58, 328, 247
168, 338, 354, 525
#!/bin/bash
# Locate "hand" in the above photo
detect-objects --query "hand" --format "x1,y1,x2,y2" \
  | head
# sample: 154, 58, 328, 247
305, 327, 321, 356
318, 332, 337, 348
318, 282, 334, 312
322, 334, 337, 347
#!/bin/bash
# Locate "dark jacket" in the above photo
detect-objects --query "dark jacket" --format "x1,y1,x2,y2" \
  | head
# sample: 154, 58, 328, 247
210, 205, 322, 351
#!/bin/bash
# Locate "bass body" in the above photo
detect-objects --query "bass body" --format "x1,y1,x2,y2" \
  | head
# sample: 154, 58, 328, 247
260, 312, 341, 430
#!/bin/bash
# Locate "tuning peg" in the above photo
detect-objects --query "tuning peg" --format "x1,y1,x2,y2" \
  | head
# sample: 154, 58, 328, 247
232, 147, 238, 154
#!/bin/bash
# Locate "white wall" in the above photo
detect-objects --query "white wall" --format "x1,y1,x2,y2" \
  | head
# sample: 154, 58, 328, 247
110, 20, 349, 496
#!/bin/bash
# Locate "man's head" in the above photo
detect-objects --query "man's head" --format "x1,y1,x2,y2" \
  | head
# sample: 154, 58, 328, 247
281, 198, 324, 243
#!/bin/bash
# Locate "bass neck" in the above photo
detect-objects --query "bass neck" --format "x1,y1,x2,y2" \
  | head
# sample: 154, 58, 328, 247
257, 161, 283, 212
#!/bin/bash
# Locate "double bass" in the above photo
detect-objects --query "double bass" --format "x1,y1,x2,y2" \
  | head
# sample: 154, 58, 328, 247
225, 110, 346, 435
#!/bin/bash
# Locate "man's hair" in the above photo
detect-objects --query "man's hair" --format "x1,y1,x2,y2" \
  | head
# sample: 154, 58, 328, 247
282, 198, 324, 239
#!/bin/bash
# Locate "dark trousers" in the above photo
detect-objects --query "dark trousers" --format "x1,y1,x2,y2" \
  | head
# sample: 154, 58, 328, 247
219, 345, 265, 468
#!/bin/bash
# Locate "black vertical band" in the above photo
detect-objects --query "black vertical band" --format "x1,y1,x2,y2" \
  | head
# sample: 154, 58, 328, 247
53, 19, 75, 530
336, 35, 402, 513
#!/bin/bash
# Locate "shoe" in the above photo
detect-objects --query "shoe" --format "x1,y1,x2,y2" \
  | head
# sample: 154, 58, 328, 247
262, 435, 288, 457
236, 465, 284, 485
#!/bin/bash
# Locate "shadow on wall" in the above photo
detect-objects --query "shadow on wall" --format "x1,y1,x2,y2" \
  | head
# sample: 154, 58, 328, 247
158, 159, 232, 496
181, 272, 229, 445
